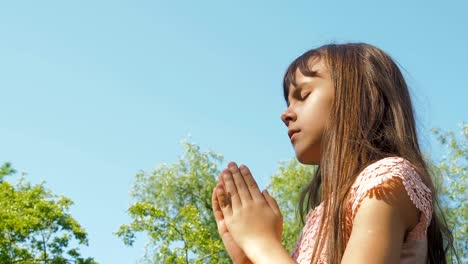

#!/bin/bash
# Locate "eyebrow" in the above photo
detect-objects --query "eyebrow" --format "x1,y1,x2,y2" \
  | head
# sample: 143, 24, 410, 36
295, 82, 313, 91
291, 81, 314, 94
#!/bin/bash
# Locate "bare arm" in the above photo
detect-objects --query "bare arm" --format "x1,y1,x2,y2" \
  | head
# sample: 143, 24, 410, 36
341, 178, 419, 263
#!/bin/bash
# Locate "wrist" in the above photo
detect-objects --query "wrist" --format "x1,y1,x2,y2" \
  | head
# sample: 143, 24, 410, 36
244, 240, 293, 264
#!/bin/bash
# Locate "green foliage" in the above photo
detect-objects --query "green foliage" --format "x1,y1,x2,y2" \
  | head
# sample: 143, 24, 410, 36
268, 159, 316, 252
118, 140, 315, 263
116, 141, 227, 263
431, 123, 467, 262
0, 162, 16, 182
0, 163, 97, 264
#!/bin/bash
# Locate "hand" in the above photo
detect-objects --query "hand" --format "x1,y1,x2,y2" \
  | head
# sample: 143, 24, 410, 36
212, 181, 252, 264
216, 162, 284, 262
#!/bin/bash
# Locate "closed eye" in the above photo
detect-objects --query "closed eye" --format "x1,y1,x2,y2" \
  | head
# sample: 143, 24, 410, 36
301, 92, 311, 100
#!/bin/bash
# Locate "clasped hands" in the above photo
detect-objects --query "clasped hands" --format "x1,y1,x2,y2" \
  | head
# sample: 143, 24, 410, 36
211, 161, 290, 264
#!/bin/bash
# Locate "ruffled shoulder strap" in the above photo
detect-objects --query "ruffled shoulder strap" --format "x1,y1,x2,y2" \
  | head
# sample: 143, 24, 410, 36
348, 157, 433, 239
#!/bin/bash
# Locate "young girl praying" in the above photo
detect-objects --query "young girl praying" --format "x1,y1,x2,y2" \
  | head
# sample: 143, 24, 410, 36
211, 43, 454, 264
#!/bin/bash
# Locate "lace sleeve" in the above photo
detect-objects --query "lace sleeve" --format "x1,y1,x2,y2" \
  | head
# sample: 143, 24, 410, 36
349, 157, 433, 239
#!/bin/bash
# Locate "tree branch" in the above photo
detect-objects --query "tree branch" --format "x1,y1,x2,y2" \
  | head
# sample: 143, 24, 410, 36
167, 222, 189, 263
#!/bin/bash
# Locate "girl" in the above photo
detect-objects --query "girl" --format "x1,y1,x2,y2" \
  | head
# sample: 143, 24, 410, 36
211, 43, 454, 263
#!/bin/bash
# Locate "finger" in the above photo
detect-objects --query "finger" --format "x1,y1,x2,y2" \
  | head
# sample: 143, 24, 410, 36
222, 168, 242, 209
212, 184, 224, 222
263, 189, 282, 217
217, 171, 225, 187
239, 164, 263, 200
217, 219, 227, 234
212, 186, 229, 235
216, 184, 230, 209
216, 184, 233, 216
228, 161, 252, 202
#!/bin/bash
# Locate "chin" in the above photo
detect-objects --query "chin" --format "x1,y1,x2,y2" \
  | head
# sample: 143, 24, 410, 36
295, 150, 320, 165
293, 142, 321, 165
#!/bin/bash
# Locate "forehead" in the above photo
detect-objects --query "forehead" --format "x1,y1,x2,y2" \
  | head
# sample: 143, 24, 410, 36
290, 58, 328, 90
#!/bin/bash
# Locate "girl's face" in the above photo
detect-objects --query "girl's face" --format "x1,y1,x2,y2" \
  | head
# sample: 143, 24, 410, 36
281, 58, 334, 165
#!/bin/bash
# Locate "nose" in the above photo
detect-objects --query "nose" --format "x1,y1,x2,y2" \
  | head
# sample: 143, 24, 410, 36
281, 107, 296, 127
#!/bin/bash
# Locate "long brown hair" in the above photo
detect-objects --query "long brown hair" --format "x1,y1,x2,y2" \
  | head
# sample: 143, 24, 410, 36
283, 43, 455, 263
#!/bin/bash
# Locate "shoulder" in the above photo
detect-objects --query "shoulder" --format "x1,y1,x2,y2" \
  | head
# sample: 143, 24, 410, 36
343, 178, 417, 263
342, 157, 432, 263
350, 156, 432, 217
348, 156, 433, 234
355, 156, 423, 185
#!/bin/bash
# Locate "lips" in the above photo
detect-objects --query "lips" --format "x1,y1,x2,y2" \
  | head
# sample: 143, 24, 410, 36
288, 129, 300, 139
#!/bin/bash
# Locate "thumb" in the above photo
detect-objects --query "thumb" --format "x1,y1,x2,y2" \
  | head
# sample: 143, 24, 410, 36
262, 189, 282, 217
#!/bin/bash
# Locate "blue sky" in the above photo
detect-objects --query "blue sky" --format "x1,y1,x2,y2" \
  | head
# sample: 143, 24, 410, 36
0, 1, 466, 263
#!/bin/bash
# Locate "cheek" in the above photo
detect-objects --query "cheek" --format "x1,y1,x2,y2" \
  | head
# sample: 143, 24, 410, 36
302, 96, 330, 138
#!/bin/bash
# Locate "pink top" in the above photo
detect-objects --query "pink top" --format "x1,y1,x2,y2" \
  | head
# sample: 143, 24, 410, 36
291, 157, 433, 263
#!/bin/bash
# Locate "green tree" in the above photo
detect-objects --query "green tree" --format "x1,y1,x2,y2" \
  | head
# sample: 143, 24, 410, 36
117, 141, 312, 263
431, 123, 467, 262
0, 162, 97, 264
116, 141, 226, 263
268, 159, 315, 252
